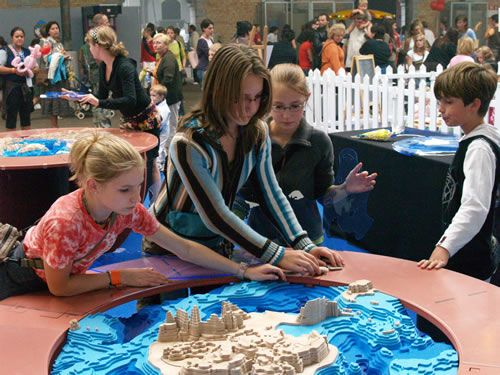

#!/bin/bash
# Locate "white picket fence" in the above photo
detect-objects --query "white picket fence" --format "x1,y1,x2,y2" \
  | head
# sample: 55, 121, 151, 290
305, 64, 500, 136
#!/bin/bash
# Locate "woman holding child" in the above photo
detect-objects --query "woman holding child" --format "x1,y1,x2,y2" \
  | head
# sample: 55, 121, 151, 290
41, 21, 73, 128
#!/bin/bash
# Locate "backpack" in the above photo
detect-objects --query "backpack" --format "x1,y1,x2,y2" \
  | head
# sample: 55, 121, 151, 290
0, 223, 22, 262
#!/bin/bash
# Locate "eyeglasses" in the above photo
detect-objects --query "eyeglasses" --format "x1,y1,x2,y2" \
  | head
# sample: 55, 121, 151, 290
271, 103, 306, 113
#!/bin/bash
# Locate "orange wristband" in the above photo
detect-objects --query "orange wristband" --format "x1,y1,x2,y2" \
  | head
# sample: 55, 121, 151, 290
109, 270, 122, 287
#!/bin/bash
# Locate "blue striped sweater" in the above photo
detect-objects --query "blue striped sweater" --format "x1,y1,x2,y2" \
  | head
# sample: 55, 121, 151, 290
161, 119, 315, 264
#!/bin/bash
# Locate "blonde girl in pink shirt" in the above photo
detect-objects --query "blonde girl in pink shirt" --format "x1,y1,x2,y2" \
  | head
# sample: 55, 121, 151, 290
0, 132, 284, 300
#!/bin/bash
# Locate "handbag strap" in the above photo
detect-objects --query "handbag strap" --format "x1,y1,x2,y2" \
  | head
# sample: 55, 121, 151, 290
142, 37, 155, 58
7, 44, 25, 60
7, 44, 17, 58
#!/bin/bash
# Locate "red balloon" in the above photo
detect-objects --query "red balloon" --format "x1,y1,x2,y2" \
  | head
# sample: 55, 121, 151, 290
430, 0, 445, 11
40, 45, 51, 55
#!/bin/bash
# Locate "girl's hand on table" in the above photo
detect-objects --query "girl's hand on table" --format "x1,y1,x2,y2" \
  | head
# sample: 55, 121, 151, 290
278, 248, 321, 275
120, 268, 169, 287
245, 264, 286, 281
309, 247, 344, 268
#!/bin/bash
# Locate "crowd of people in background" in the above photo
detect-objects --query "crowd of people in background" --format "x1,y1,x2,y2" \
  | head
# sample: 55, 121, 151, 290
1, 6, 500, 132
265, 11, 500, 76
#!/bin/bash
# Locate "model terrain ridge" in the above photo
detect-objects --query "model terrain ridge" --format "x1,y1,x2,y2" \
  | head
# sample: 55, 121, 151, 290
53, 280, 459, 374
148, 280, 378, 374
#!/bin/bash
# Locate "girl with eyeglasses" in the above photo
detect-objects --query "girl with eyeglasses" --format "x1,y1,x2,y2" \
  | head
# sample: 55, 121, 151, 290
150, 45, 343, 275
237, 63, 377, 246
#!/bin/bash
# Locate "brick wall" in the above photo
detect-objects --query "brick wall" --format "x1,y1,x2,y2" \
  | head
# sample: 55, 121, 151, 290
413, 0, 440, 36
194, 0, 260, 43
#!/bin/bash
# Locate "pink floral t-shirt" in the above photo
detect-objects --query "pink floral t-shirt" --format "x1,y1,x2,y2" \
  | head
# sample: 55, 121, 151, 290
23, 189, 160, 280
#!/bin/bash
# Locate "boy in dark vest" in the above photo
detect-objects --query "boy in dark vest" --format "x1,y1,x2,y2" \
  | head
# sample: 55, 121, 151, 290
418, 62, 499, 282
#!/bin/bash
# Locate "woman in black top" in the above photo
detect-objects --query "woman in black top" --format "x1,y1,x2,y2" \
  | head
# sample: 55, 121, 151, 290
359, 24, 391, 72
268, 28, 297, 69
424, 29, 458, 71
77, 26, 160, 194
0, 27, 34, 130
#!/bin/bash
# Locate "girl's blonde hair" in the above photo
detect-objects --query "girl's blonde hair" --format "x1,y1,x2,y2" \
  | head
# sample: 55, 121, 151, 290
476, 45, 495, 61
209, 42, 223, 55
181, 44, 272, 153
69, 131, 144, 186
85, 26, 128, 57
270, 63, 310, 98
153, 32, 172, 46
412, 33, 427, 54
328, 23, 346, 39
457, 37, 475, 55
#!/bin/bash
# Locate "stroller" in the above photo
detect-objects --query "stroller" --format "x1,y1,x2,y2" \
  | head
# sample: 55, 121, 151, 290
66, 76, 92, 120
68, 76, 115, 124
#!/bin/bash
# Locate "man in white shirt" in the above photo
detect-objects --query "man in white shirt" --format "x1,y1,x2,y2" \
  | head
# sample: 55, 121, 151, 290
344, 13, 371, 70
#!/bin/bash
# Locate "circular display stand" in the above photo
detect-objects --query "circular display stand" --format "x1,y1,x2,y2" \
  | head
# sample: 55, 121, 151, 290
0, 127, 157, 229
0, 251, 498, 374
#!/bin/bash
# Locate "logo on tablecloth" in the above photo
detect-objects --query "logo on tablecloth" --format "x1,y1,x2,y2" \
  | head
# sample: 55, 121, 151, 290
288, 190, 304, 200
323, 148, 374, 240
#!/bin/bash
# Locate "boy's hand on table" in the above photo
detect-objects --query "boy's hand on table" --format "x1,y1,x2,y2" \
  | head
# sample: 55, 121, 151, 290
417, 246, 450, 270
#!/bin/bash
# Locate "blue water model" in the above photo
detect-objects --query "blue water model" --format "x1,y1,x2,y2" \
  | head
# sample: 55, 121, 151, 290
2, 138, 70, 157
52, 282, 458, 374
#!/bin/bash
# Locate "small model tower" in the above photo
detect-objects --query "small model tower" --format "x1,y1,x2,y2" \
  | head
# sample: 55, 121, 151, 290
188, 305, 201, 340
297, 297, 342, 325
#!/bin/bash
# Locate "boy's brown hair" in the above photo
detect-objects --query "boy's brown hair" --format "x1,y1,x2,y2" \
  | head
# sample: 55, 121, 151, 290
434, 62, 497, 117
